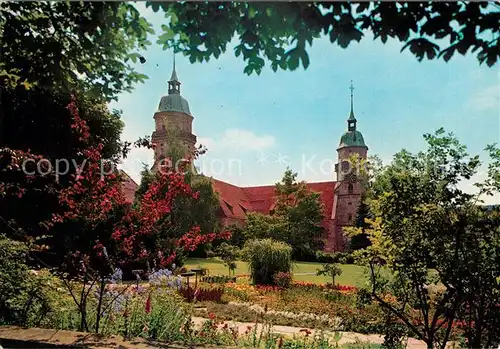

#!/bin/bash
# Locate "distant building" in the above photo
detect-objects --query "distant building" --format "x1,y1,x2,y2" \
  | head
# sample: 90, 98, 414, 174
121, 63, 369, 252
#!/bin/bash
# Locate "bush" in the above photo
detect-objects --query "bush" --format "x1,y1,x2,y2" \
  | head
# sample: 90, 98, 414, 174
315, 251, 355, 264
0, 237, 56, 326
201, 275, 235, 284
179, 287, 224, 303
242, 239, 292, 285
273, 272, 292, 289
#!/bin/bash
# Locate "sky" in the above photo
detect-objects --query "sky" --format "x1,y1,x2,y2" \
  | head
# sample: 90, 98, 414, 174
111, 3, 500, 205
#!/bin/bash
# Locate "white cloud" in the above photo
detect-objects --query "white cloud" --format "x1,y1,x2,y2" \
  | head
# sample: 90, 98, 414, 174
198, 129, 275, 152
118, 147, 154, 183
466, 84, 500, 112
197, 137, 217, 152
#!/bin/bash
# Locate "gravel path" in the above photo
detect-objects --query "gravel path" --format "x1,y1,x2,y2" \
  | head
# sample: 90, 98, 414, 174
191, 317, 429, 349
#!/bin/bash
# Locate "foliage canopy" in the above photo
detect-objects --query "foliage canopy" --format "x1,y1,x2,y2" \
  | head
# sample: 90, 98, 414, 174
149, 2, 499, 75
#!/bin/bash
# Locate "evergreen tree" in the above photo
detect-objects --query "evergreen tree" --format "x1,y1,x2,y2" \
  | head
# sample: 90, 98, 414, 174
350, 193, 371, 251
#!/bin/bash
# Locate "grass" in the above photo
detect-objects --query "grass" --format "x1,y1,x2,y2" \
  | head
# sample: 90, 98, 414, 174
184, 258, 366, 286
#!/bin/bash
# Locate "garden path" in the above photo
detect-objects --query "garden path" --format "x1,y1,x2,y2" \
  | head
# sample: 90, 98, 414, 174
191, 317, 429, 349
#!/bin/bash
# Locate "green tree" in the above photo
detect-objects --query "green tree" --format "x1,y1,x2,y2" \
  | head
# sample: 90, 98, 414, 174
346, 129, 500, 349
243, 169, 325, 260
316, 263, 343, 285
349, 194, 371, 251
273, 169, 325, 259
214, 242, 240, 276
0, 2, 152, 100
150, 2, 499, 74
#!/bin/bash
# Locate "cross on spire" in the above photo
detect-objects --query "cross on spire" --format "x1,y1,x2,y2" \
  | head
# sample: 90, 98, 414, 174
349, 80, 355, 116
347, 80, 357, 131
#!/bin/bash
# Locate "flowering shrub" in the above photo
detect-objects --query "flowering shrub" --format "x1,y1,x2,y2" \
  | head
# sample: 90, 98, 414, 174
273, 272, 292, 289
179, 286, 225, 303
201, 275, 236, 284
148, 268, 182, 289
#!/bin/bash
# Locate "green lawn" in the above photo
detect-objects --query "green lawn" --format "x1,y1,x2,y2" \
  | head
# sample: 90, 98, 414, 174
184, 258, 366, 286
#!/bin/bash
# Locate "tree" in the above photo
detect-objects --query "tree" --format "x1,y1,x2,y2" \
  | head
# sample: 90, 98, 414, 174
134, 137, 220, 259
273, 169, 325, 259
214, 242, 240, 276
0, 2, 152, 101
149, 2, 499, 74
349, 194, 371, 251
316, 263, 343, 286
36, 96, 231, 333
0, 87, 125, 264
345, 129, 500, 349
243, 169, 325, 260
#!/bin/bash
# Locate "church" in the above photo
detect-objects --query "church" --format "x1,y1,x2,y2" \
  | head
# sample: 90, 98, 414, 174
121, 62, 368, 252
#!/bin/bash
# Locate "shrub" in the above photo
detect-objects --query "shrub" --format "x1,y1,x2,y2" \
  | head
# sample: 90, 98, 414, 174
201, 275, 236, 284
273, 272, 292, 289
179, 287, 224, 303
315, 251, 355, 264
242, 239, 292, 285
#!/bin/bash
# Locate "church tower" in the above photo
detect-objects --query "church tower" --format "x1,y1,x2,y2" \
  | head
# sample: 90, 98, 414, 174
332, 81, 368, 250
152, 58, 196, 168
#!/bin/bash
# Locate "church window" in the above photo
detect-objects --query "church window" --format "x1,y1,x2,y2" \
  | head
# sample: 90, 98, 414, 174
348, 202, 352, 205
348, 183, 354, 194
348, 214, 353, 221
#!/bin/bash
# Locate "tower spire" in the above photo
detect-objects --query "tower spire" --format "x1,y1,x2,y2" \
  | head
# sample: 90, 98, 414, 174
349, 80, 355, 120
168, 53, 181, 95
169, 53, 179, 82
347, 80, 357, 131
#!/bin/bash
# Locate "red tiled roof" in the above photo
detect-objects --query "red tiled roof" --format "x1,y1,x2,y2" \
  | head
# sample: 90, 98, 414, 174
211, 178, 337, 221
118, 172, 337, 222
211, 178, 250, 219
120, 170, 139, 203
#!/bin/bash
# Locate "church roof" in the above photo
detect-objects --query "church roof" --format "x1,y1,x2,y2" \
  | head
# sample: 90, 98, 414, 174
211, 178, 338, 221
338, 130, 367, 149
157, 94, 191, 115
119, 170, 139, 203
157, 57, 191, 115
119, 172, 338, 224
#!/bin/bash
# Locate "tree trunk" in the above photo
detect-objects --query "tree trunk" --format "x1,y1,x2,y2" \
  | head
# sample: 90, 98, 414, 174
95, 277, 106, 333
79, 275, 88, 332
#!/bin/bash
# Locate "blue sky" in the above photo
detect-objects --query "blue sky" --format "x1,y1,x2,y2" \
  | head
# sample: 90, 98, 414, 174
112, 3, 499, 205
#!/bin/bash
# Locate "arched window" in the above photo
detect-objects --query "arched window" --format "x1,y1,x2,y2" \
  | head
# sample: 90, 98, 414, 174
348, 183, 354, 194
348, 214, 353, 221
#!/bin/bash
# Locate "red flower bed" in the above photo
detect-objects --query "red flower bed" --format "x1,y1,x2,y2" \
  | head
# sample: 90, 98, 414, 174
179, 287, 224, 303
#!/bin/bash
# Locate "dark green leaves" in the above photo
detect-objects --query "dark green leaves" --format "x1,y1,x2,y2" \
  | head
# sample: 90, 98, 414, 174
0, 2, 154, 100
401, 38, 440, 61
152, 2, 499, 74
